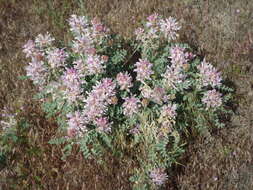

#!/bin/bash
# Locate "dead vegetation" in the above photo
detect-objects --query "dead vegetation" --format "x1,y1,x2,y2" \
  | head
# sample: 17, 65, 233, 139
0, 0, 252, 189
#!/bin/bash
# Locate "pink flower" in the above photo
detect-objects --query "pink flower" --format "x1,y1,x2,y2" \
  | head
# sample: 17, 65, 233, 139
134, 59, 154, 82
83, 78, 116, 121
67, 111, 87, 136
73, 56, 105, 77
162, 66, 185, 88
47, 48, 68, 68
64, 87, 83, 103
146, 13, 159, 27
162, 46, 192, 90
150, 168, 168, 186
161, 103, 177, 119
185, 52, 196, 60
25, 59, 47, 86
68, 14, 89, 36
83, 95, 106, 120
91, 17, 107, 33
116, 72, 133, 91
72, 35, 92, 54
23, 40, 36, 58
169, 46, 188, 67
62, 68, 80, 86
151, 86, 167, 104
134, 27, 145, 41
197, 59, 222, 88
159, 17, 181, 41
67, 127, 78, 138
73, 59, 87, 79
135, 27, 159, 42
123, 96, 141, 116
68, 15, 108, 47
35, 32, 55, 48
91, 78, 116, 101
95, 117, 112, 133
100, 78, 116, 101
61, 68, 82, 103
139, 85, 153, 99
86, 54, 105, 75
147, 13, 159, 23
202, 89, 222, 109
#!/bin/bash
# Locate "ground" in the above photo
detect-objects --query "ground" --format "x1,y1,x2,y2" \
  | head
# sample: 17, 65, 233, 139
0, 0, 252, 189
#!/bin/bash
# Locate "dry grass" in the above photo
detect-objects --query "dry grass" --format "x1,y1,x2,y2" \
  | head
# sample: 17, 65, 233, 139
0, 0, 253, 189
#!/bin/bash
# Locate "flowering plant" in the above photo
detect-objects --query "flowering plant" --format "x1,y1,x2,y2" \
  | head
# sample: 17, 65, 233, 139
0, 107, 30, 172
22, 13, 232, 189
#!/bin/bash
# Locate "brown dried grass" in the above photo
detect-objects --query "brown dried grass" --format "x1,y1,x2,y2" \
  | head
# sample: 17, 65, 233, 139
0, 0, 252, 189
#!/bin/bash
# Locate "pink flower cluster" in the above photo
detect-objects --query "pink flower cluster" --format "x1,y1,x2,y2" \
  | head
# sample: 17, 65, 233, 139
140, 85, 153, 99
67, 79, 115, 135
23, 32, 62, 87
202, 89, 222, 110
146, 13, 159, 27
152, 86, 168, 104
44, 81, 62, 100
69, 15, 108, 76
161, 103, 177, 120
68, 15, 89, 36
86, 54, 105, 75
25, 60, 47, 86
134, 28, 146, 41
91, 17, 109, 36
46, 48, 68, 68
135, 25, 159, 43
83, 78, 116, 121
162, 46, 193, 89
140, 85, 168, 105
158, 103, 177, 137
122, 96, 141, 116
197, 59, 222, 88
169, 46, 189, 67
66, 111, 87, 137
23, 40, 37, 58
61, 68, 82, 103
135, 14, 160, 43
116, 72, 133, 91
159, 17, 181, 42
95, 117, 112, 133
162, 66, 185, 89
35, 32, 55, 48
23, 39, 48, 87
134, 59, 154, 82
72, 35, 93, 54
73, 55, 106, 77
135, 13, 181, 43
69, 15, 108, 54
149, 168, 168, 186
73, 59, 86, 79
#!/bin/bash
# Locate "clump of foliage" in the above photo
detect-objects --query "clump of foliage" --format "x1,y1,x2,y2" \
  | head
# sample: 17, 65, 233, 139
22, 13, 232, 189
0, 107, 29, 171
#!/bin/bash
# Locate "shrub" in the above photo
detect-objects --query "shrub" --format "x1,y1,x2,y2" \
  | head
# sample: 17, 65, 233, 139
0, 107, 29, 171
22, 13, 232, 189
